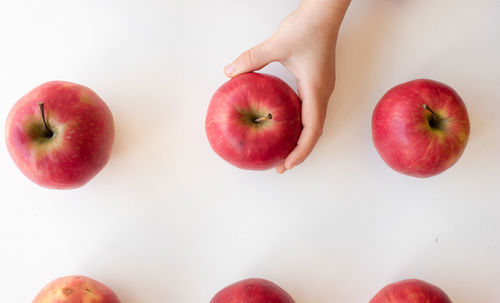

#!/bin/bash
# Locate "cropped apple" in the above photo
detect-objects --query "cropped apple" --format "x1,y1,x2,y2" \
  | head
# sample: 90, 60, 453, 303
210, 278, 295, 303
205, 72, 302, 170
33, 275, 120, 303
5, 81, 114, 189
372, 79, 470, 177
369, 279, 452, 303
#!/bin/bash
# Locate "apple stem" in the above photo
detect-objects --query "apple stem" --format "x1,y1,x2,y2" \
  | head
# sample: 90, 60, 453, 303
253, 113, 272, 123
422, 104, 438, 117
38, 102, 53, 137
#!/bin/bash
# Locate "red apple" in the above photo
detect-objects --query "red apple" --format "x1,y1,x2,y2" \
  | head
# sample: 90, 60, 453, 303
372, 79, 470, 177
33, 275, 120, 303
205, 73, 302, 170
210, 278, 295, 303
5, 81, 114, 189
369, 279, 452, 303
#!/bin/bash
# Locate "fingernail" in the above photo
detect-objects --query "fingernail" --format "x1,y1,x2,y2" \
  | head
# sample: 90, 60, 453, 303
224, 64, 235, 76
276, 166, 286, 174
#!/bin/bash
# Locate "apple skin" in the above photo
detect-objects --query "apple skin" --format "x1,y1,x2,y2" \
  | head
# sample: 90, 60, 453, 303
210, 278, 295, 303
369, 279, 452, 303
205, 73, 302, 170
32, 275, 120, 303
5, 81, 114, 189
372, 79, 470, 177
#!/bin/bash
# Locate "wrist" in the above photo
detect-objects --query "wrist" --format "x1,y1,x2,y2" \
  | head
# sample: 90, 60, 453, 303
294, 0, 350, 38
299, 0, 351, 23
301, 0, 351, 10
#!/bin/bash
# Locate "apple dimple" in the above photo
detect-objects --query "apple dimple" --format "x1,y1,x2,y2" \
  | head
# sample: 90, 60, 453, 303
27, 122, 55, 142
25, 102, 56, 143
423, 104, 447, 132
237, 108, 274, 128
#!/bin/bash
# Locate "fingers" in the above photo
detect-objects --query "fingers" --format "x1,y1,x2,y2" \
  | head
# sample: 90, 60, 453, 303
224, 40, 277, 77
275, 83, 328, 174
275, 124, 323, 174
275, 161, 287, 174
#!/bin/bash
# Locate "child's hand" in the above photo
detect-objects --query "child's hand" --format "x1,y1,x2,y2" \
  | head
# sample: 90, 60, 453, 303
224, 0, 351, 173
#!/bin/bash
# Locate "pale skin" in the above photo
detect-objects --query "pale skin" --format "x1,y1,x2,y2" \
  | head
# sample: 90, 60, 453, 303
224, 0, 351, 173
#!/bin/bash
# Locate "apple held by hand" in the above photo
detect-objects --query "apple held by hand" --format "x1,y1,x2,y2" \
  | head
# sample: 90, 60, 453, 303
372, 79, 470, 177
33, 275, 120, 303
369, 279, 452, 303
5, 81, 114, 189
210, 278, 295, 303
206, 73, 302, 170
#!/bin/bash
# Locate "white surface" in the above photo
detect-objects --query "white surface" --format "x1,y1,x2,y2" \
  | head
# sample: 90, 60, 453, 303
0, 0, 499, 302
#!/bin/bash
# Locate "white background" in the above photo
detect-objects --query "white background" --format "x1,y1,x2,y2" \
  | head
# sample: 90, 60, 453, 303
0, 0, 499, 302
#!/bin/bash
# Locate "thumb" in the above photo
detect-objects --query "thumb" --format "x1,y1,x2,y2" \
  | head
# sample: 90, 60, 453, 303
224, 40, 276, 77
